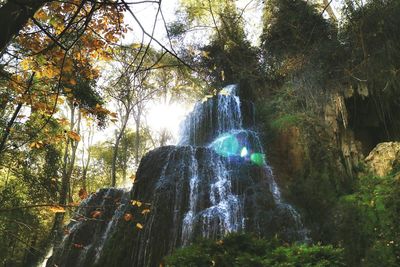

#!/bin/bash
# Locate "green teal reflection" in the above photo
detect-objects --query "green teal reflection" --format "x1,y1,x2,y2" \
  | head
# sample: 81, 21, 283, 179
211, 134, 239, 157
250, 153, 265, 166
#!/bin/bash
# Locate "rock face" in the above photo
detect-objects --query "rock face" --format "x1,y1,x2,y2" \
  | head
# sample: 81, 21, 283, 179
365, 142, 400, 177
48, 85, 306, 267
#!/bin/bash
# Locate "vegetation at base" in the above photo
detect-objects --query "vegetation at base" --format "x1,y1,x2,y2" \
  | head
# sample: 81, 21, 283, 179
335, 168, 400, 266
164, 233, 345, 267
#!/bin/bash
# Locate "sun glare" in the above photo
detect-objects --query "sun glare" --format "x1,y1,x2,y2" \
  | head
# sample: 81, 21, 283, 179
147, 101, 191, 144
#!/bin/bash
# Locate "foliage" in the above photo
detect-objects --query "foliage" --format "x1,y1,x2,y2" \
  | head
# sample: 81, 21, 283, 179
0, 144, 61, 265
260, 0, 344, 110
164, 233, 345, 267
174, 0, 264, 100
335, 169, 400, 266
339, 0, 400, 139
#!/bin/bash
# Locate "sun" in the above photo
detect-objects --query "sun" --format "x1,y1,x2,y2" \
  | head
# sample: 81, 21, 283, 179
146, 101, 192, 144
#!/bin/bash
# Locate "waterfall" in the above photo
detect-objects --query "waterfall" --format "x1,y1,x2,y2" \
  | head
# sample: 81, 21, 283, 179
48, 84, 308, 267
178, 84, 307, 243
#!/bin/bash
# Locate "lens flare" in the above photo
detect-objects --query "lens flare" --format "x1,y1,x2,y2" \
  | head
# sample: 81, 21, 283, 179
240, 147, 248, 157
211, 134, 239, 157
250, 153, 265, 166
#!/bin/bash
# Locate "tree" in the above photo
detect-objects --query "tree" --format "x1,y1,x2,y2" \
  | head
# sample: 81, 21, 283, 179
103, 45, 163, 186
172, 0, 263, 99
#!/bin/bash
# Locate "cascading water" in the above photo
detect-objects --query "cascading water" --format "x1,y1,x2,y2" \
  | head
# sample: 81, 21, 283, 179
178, 84, 308, 243
47, 84, 308, 267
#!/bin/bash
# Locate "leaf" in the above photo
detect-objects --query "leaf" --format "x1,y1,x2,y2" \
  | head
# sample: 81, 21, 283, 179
20, 58, 32, 71
124, 213, 133, 221
73, 243, 84, 249
136, 223, 143, 229
202, 50, 211, 59
141, 209, 150, 215
67, 131, 81, 141
91, 210, 102, 219
35, 10, 49, 21
130, 174, 136, 182
131, 43, 142, 49
131, 200, 142, 207
78, 188, 88, 200
49, 205, 66, 213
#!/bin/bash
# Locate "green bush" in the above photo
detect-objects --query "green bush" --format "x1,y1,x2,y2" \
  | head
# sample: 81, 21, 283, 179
335, 170, 400, 266
164, 233, 344, 267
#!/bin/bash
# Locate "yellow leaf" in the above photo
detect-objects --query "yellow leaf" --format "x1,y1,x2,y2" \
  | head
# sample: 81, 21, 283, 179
67, 131, 81, 141
131, 200, 142, 207
64, 87, 73, 93
219, 89, 230, 96
131, 43, 142, 49
30, 141, 43, 149
136, 223, 143, 229
202, 51, 211, 59
20, 58, 32, 71
49, 205, 66, 213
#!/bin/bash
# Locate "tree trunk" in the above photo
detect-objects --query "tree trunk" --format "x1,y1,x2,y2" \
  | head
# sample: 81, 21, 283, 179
322, 0, 337, 22
67, 109, 81, 202
134, 109, 142, 166
52, 102, 79, 241
0, 0, 49, 53
111, 114, 129, 187
0, 74, 34, 158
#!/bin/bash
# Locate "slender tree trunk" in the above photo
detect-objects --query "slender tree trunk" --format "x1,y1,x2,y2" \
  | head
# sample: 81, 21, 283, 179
134, 109, 142, 166
0, 74, 34, 158
52, 102, 79, 241
81, 123, 94, 191
111, 113, 129, 187
67, 109, 81, 202
82, 152, 90, 192
121, 141, 128, 183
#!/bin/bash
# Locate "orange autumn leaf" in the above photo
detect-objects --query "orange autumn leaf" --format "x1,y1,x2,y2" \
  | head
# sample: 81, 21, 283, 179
123, 213, 133, 221
67, 131, 81, 141
73, 243, 84, 249
91, 210, 102, 219
78, 188, 88, 200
